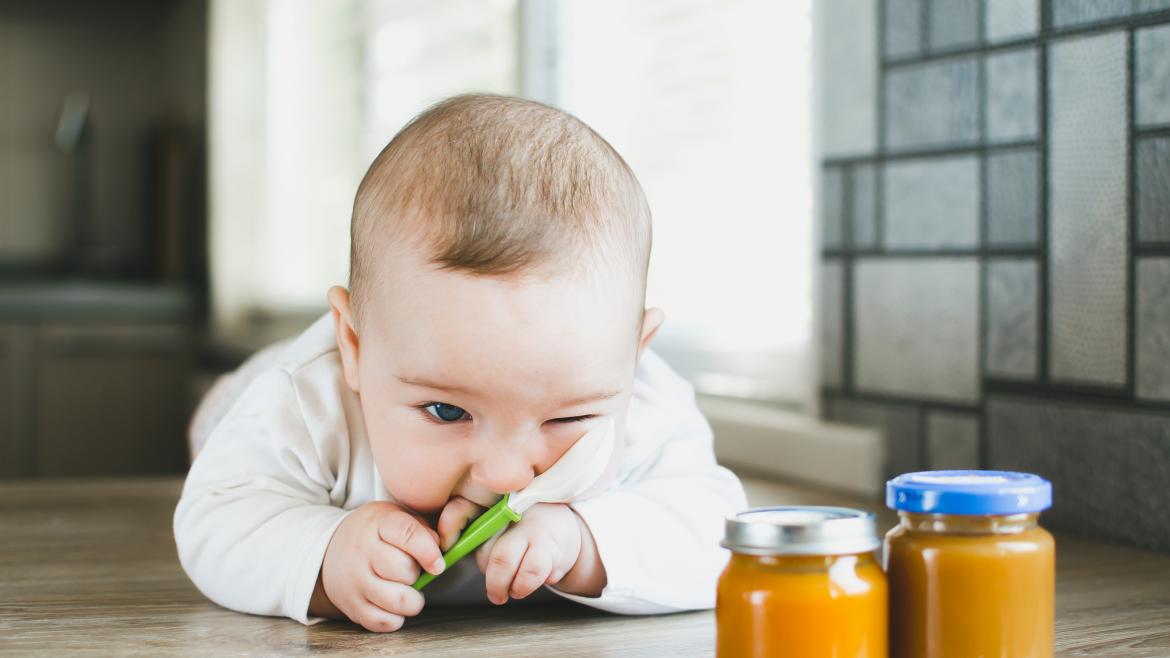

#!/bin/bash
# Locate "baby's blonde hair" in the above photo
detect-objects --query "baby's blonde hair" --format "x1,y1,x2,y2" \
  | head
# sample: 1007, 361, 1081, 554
349, 94, 652, 328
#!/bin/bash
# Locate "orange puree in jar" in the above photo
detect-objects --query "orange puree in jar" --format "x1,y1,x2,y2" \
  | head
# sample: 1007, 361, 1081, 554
884, 471, 1055, 658
716, 507, 887, 658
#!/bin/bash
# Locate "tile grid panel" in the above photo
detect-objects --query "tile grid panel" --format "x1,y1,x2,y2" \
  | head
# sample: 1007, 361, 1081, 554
820, 0, 1170, 535
1037, 0, 1052, 389
976, 0, 990, 470
1129, 26, 1139, 401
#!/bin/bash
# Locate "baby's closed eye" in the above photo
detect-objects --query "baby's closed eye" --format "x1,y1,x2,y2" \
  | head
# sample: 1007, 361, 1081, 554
549, 415, 595, 424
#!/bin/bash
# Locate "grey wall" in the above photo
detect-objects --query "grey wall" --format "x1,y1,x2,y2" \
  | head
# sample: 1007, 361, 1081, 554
818, 0, 1170, 551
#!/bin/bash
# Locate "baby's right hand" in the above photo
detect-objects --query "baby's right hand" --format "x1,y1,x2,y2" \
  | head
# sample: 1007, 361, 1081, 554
318, 501, 446, 632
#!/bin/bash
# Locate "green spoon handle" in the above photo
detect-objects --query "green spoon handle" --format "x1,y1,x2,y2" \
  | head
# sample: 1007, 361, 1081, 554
413, 493, 521, 590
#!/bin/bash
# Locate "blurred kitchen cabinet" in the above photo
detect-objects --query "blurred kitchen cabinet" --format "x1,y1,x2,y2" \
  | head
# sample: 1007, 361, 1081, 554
0, 326, 35, 477
35, 324, 192, 477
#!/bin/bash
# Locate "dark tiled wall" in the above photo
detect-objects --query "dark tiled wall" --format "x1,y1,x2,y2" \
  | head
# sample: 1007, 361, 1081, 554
818, 0, 1170, 551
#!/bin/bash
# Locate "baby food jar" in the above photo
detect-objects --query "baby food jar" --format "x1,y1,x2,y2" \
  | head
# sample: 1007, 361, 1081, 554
885, 471, 1054, 658
716, 506, 887, 658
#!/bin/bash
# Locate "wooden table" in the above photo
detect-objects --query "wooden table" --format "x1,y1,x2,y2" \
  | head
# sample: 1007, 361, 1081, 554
2, 476, 1169, 656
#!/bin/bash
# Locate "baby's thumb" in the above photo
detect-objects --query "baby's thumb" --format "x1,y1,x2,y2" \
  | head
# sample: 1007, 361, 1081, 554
437, 496, 484, 552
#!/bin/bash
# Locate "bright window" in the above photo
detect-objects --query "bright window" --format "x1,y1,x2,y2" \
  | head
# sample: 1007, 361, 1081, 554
210, 0, 814, 407
551, 0, 814, 405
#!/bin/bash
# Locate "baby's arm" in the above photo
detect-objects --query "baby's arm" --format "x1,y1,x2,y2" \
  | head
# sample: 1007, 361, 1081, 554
174, 369, 439, 628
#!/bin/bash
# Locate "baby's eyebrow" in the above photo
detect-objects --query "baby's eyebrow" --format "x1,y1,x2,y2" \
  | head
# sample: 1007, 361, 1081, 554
395, 375, 476, 396
558, 389, 623, 407
396, 374, 621, 407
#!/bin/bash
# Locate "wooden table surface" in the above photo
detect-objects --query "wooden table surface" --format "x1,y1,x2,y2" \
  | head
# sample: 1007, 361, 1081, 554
1, 475, 1169, 657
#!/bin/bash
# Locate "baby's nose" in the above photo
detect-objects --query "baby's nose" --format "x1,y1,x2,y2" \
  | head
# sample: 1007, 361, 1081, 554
470, 451, 536, 495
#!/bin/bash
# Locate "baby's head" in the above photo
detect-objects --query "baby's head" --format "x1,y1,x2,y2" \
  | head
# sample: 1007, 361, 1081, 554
327, 94, 661, 516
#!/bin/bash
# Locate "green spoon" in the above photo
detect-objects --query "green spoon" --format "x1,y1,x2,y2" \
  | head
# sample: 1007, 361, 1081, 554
413, 418, 616, 590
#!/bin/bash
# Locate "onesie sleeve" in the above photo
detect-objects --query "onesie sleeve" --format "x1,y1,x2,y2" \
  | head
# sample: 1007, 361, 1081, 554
173, 368, 350, 624
548, 349, 749, 614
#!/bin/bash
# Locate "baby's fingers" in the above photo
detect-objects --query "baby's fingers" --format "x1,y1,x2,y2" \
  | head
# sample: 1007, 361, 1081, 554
483, 531, 528, 605
366, 577, 426, 619
438, 496, 484, 552
509, 544, 553, 600
351, 600, 406, 633
371, 544, 422, 584
377, 511, 445, 576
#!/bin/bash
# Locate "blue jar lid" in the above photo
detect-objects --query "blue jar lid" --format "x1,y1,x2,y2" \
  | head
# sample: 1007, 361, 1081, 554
886, 470, 1052, 515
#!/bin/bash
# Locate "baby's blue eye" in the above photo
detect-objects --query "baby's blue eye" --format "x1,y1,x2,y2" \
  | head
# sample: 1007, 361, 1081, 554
423, 402, 469, 423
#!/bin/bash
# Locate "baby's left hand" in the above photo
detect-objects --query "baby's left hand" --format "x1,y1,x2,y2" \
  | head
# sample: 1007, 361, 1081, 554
473, 503, 584, 604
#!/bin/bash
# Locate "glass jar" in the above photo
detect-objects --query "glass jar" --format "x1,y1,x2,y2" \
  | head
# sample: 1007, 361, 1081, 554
884, 471, 1054, 658
716, 506, 887, 658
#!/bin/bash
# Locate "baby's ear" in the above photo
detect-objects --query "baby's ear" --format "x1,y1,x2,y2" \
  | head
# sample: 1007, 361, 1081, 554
328, 286, 362, 393
637, 307, 665, 360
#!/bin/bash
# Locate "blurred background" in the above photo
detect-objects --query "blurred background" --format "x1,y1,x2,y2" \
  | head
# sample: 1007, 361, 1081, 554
1, 0, 1168, 552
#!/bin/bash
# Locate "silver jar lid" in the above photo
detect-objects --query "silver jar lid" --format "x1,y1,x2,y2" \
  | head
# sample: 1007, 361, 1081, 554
722, 506, 880, 556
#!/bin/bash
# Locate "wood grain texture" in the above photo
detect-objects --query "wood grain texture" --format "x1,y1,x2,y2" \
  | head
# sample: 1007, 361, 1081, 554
1, 476, 1168, 656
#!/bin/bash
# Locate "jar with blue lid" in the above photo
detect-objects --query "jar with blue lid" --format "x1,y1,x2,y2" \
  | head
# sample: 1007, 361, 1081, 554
884, 470, 1054, 658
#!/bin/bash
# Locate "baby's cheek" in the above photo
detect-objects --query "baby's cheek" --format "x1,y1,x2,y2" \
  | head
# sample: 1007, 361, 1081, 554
388, 464, 464, 513
373, 442, 462, 515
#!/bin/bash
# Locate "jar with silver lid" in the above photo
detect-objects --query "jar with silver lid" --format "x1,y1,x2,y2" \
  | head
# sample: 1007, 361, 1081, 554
716, 506, 888, 658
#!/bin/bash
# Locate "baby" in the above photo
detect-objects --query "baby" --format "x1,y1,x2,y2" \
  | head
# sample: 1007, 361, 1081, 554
174, 94, 747, 632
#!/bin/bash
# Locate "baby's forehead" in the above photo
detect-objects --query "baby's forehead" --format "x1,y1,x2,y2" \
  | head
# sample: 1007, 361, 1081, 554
375, 287, 640, 407
368, 262, 638, 361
